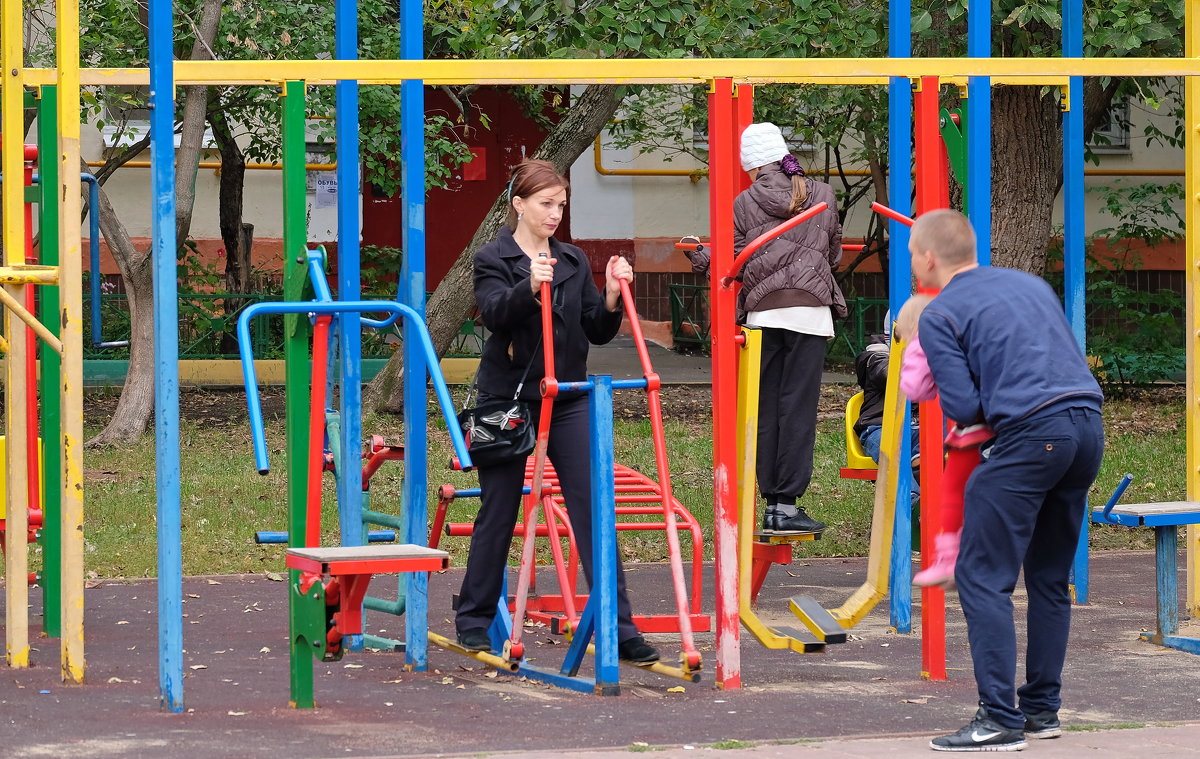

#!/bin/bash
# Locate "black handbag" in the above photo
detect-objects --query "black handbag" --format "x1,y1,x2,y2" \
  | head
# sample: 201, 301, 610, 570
457, 339, 540, 469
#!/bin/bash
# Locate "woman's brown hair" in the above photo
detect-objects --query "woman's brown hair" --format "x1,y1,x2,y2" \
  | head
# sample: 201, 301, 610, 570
506, 159, 570, 230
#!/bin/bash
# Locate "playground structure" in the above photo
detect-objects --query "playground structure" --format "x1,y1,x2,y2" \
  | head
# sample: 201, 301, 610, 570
0, 0, 1197, 716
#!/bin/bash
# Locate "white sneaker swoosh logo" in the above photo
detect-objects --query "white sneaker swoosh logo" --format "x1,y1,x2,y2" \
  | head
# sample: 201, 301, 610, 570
970, 729, 1002, 742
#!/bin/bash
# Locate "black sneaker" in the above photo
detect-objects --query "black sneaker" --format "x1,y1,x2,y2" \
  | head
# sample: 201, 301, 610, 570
456, 627, 491, 652
762, 508, 785, 533
930, 707, 1027, 752
773, 507, 826, 534
618, 636, 661, 664
1023, 710, 1061, 739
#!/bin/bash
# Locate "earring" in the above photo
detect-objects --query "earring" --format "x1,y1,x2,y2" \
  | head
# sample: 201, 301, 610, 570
518, 212, 524, 221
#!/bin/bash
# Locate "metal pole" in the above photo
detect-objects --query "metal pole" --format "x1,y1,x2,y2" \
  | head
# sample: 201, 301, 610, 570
281, 79, 315, 708
1185, 0, 1200, 617
967, 0, 992, 266
335, 0, 365, 559
707, 77, 741, 689
400, 0, 431, 671
36, 85, 63, 639
148, 0, 182, 710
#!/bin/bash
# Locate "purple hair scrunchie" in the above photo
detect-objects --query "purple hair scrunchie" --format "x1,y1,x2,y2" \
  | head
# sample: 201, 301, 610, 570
780, 154, 805, 178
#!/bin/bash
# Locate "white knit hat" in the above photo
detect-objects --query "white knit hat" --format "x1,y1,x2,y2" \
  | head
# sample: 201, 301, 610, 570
740, 122, 788, 172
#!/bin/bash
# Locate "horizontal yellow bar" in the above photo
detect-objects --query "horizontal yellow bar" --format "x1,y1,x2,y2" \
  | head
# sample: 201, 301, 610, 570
0, 265, 59, 286
18, 59, 1195, 87
84, 160, 337, 172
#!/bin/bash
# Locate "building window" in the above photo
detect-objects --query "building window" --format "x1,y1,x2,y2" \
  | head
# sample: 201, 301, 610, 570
1088, 96, 1131, 154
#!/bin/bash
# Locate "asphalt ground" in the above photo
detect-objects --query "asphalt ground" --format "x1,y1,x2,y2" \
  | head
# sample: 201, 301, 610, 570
1, 551, 1197, 758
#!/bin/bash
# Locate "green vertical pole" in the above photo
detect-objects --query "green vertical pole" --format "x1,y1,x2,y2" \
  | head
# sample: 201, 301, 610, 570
282, 81, 314, 708
36, 85, 63, 638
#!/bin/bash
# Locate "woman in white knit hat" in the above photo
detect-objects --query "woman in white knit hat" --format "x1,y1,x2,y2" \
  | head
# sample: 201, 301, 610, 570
683, 122, 845, 534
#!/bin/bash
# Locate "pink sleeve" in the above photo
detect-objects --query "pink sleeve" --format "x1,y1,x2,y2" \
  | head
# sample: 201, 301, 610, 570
900, 335, 939, 402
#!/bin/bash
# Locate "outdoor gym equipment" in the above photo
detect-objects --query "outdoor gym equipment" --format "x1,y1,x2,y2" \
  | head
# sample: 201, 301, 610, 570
9, 0, 1200, 711
237, 246, 472, 707
431, 276, 702, 693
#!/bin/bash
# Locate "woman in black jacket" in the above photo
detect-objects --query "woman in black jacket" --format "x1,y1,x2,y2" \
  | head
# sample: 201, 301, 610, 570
455, 159, 659, 665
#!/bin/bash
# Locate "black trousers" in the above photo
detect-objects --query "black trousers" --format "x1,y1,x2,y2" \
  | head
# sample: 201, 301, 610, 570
957, 406, 1104, 729
455, 394, 640, 642
756, 328, 826, 504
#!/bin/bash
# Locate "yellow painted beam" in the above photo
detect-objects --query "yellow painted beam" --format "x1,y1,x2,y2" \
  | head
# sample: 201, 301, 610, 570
0, 287, 64, 356
0, 265, 60, 286
17, 59, 1200, 87
1186, 0, 1200, 618
2, 0, 25, 269
57, 0, 86, 684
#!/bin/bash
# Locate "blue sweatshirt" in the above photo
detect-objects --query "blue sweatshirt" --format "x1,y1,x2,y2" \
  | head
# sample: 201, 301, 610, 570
918, 266, 1103, 432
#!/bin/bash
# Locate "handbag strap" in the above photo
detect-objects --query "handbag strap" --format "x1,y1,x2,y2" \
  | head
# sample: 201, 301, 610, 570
463, 331, 544, 410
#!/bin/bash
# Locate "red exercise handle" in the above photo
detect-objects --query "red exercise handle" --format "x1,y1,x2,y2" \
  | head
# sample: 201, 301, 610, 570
722, 201, 829, 285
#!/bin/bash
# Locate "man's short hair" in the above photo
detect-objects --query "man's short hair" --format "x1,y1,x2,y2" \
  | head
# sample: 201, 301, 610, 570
911, 209, 977, 267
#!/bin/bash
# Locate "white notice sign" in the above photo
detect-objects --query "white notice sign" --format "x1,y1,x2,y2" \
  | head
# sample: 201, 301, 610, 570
315, 172, 338, 209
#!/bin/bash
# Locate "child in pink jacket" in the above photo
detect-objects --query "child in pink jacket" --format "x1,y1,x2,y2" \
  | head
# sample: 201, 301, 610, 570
895, 295, 994, 588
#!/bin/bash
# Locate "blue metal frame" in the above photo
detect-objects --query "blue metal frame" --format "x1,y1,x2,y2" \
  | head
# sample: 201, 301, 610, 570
886, 0, 915, 632
1063, 0, 1091, 604
400, 0, 432, 671
967, 1, 992, 266
148, 0, 183, 714
334, 0, 365, 556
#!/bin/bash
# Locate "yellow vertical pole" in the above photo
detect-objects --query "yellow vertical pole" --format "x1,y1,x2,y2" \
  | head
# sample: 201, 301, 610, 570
1186, 0, 1200, 618
56, 0, 86, 682
2, 0, 31, 669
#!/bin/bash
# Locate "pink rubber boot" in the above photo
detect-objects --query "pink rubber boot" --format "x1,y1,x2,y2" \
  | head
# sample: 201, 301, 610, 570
913, 531, 960, 588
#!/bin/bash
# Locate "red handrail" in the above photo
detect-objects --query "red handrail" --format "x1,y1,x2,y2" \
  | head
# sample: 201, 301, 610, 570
305, 316, 333, 547
870, 201, 915, 228
722, 201, 828, 283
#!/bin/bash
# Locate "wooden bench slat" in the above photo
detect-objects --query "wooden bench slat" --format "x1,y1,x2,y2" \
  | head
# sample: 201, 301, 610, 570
1104, 501, 1200, 517
287, 545, 449, 563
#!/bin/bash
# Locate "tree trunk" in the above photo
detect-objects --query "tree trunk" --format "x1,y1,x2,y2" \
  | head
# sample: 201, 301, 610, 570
86, 0, 221, 446
989, 86, 1063, 273
85, 180, 156, 447
209, 106, 253, 354
174, 0, 221, 245
366, 84, 625, 414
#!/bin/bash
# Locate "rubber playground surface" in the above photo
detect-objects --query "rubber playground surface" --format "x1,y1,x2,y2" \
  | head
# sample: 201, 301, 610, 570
1, 551, 1197, 758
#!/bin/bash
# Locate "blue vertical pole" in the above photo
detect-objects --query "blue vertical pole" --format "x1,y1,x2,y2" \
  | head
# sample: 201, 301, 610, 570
590, 376, 621, 695
335, 0, 364, 553
1063, 0, 1090, 603
400, 0, 431, 670
887, 0, 915, 632
967, 0, 992, 266
148, 0, 183, 712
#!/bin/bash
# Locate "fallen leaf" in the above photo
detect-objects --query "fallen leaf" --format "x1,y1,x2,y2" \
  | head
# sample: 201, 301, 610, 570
667, 686, 686, 693
227, 711, 246, 716
266, 572, 285, 582
901, 697, 929, 704
384, 701, 394, 707
116, 621, 129, 625
484, 671, 498, 679
107, 677, 126, 684
189, 665, 208, 671
456, 684, 466, 690
440, 677, 455, 685
207, 580, 222, 585
259, 647, 271, 654
383, 679, 403, 683
187, 594, 200, 599
344, 664, 364, 669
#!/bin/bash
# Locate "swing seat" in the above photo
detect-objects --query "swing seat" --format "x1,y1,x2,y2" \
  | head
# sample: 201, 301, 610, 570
841, 392, 878, 480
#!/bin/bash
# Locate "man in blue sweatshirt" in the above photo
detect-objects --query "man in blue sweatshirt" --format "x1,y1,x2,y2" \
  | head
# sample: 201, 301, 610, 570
911, 210, 1104, 753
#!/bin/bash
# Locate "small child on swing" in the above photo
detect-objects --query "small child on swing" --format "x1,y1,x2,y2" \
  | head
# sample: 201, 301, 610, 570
894, 294, 994, 588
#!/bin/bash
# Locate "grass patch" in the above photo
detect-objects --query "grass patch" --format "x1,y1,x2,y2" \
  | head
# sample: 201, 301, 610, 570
710, 739, 755, 750
62, 389, 1183, 578
1063, 722, 1145, 732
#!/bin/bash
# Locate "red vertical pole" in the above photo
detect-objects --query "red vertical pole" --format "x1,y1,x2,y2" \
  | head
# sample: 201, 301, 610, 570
23, 151, 39, 519
914, 75, 947, 681
709, 77, 741, 689
735, 84, 755, 194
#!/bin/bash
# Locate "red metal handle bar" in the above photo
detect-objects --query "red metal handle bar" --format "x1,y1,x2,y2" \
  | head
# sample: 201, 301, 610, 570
306, 316, 333, 547
722, 201, 829, 284
870, 201, 914, 228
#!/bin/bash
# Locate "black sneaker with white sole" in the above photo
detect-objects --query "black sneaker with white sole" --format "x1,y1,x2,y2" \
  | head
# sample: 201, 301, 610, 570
930, 707, 1027, 752
1023, 710, 1061, 739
